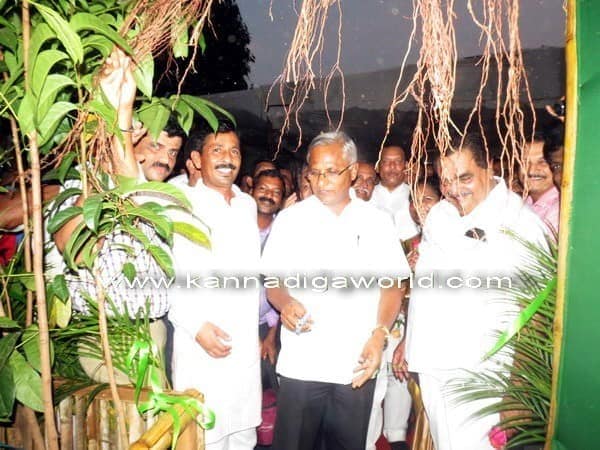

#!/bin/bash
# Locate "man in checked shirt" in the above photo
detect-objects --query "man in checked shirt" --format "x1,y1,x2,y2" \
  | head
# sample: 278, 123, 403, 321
52, 48, 184, 383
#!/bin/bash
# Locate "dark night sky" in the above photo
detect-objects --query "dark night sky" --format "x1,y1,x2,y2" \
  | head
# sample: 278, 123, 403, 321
238, 0, 565, 87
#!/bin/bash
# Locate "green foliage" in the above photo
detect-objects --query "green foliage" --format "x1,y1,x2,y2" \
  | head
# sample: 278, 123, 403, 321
447, 236, 558, 448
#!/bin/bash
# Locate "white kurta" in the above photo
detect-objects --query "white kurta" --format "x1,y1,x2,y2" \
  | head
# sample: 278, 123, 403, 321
168, 180, 261, 444
370, 183, 419, 241
261, 194, 410, 385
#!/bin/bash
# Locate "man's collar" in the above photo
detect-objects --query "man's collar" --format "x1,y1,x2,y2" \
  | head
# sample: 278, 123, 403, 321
526, 185, 559, 207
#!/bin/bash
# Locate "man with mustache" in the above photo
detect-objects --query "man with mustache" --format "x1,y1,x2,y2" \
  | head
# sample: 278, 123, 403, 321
262, 131, 409, 450
371, 145, 419, 241
521, 132, 560, 233
251, 169, 285, 382
403, 132, 546, 450
168, 121, 262, 450
352, 161, 378, 201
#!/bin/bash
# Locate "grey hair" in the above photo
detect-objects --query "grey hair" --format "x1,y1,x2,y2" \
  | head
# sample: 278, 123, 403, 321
306, 131, 358, 164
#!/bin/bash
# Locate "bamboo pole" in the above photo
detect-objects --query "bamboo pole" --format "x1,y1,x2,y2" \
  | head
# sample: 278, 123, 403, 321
20, 1, 59, 448
59, 397, 73, 450
544, 0, 576, 448
74, 396, 86, 450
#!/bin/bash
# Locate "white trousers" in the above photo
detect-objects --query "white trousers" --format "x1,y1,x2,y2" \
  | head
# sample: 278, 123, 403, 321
419, 371, 498, 450
205, 427, 256, 450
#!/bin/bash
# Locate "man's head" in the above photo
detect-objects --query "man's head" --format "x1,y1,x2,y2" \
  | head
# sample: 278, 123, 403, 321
520, 132, 555, 201
377, 145, 407, 190
440, 133, 494, 216
241, 159, 277, 192
183, 120, 241, 195
409, 178, 442, 225
134, 120, 185, 181
251, 169, 285, 217
352, 161, 378, 201
306, 131, 358, 214
544, 124, 564, 189
279, 168, 294, 198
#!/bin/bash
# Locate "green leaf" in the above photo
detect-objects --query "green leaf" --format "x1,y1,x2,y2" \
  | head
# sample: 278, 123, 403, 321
82, 35, 113, 59
70, 13, 131, 54
9, 352, 43, 412
47, 206, 82, 235
50, 297, 71, 329
122, 181, 192, 210
0, 366, 15, 420
37, 74, 75, 121
172, 24, 189, 58
0, 28, 17, 53
63, 226, 92, 270
138, 99, 170, 142
0, 333, 20, 374
82, 194, 103, 232
31, 50, 69, 97
18, 274, 36, 291
38, 101, 76, 146
2, 51, 19, 78
28, 23, 56, 76
87, 98, 118, 133
57, 152, 78, 184
147, 245, 174, 279
0, 318, 20, 330
16, 92, 36, 136
173, 222, 210, 249
22, 325, 54, 373
174, 100, 194, 134
51, 274, 70, 302
181, 94, 236, 127
125, 206, 172, 242
32, 2, 84, 64
180, 95, 218, 131
132, 54, 154, 98
122, 262, 136, 283
198, 32, 206, 54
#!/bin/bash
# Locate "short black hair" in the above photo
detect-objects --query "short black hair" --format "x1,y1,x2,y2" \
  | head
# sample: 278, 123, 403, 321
543, 123, 564, 163
181, 119, 238, 164
409, 177, 442, 203
252, 159, 277, 176
163, 116, 186, 141
253, 168, 286, 193
449, 132, 488, 169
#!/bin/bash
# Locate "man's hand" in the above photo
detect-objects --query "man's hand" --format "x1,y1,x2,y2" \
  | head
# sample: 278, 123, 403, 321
392, 338, 409, 381
283, 193, 298, 209
195, 322, 232, 358
352, 331, 385, 388
260, 325, 278, 364
280, 298, 311, 332
407, 248, 419, 272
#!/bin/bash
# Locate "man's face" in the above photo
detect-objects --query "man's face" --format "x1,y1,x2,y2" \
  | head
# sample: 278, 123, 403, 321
198, 132, 241, 194
549, 146, 564, 188
252, 175, 284, 216
440, 149, 493, 216
134, 131, 182, 181
307, 143, 357, 213
520, 140, 554, 199
279, 168, 294, 197
353, 162, 377, 201
378, 146, 406, 189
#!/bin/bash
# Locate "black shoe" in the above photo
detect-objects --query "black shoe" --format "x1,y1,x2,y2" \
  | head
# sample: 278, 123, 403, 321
389, 442, 409, 450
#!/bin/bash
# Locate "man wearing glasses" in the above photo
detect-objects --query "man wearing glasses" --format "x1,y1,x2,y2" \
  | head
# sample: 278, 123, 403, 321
262, 131, 409, 450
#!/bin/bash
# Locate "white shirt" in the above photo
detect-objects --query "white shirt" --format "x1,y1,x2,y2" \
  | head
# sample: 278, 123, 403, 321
168, 179, 261, 443
405, 178, 547, 372
370, 183, 419, 241
261, 194, 410, 384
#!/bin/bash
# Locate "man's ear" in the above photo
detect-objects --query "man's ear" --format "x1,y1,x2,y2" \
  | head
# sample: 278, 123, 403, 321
349, 162, 359, 182
245, 175, 253, 190
190, 150, 202, 170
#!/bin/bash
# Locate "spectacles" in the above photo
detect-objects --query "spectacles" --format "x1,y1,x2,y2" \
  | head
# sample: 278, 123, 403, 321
306, 163, 354, 183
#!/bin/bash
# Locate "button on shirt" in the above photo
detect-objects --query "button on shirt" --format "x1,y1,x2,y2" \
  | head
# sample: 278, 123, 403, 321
370, 183, 419, 241
525, 185, 560, 234
261, 194, 410, 384
405, 178, 547, 372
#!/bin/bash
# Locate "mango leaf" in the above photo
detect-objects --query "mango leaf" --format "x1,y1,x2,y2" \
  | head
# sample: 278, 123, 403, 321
49, 297, 71, 329
122, 181, 192, 210
132, 54, 154, 98
0, 333, 20, 374
0, 318, 20, 330
122, 262, 136, 283
51, 274, 70, 302
9, 352, 43, 412
28, 23, 55, 76
70, 13, 131, 54
125, 206, 172, 242
82, 194, 103, 232
138, 99, 170, 142
198, 32, 206, 54
18, 274, 36, 291
0, 366, 15, 420
37, 73, 75, 121
2, 51, 19, 78
38, 101, 76, 146
173, 222, 211, 249
173, 100, 194, 134
63, 226, 92, 270
32, 2, 83, 64
147, 245, 174, 279
0, 28, 17, 53
22, 325, 54, 373
31, 49, 69, 97
57, 152, 79, 184
16, 92, 36, 136
47, 205, 82, 234
87, 98, 118, 134
121, 223, 151, 248
172, 23, 189, 58
82, 35, 113, 59
181, 94, 236, 126
179, 95, 218, 131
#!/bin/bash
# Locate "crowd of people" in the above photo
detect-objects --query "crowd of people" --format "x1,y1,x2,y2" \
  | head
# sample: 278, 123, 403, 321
0, 50, 565, 450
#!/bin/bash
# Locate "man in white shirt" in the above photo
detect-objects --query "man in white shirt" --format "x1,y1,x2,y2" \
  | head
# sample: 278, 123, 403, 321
262, 131, 410, 450
370, 145, 419, 241
403, 133, 547, 450
352, 161, 378, 201
168, 122, 261, 450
